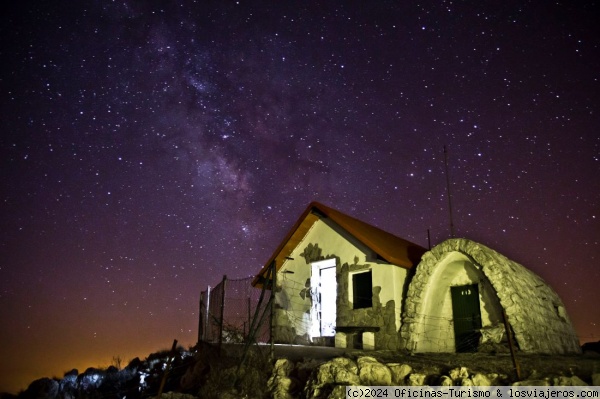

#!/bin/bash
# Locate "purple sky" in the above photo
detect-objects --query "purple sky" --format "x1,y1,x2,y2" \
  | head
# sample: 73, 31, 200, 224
1, 1, 598, 394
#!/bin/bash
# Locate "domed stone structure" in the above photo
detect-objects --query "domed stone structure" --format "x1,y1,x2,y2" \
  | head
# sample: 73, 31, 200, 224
400, 238, 580, 354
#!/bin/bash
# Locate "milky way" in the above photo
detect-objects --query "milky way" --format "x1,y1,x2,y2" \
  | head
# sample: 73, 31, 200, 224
1, 1, 598, 393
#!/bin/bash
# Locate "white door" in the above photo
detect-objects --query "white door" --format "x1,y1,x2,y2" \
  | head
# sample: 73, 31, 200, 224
310, 259, 337, 338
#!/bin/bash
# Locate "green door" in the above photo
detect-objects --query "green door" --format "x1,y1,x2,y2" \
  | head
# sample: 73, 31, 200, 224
450, 284, 482, 352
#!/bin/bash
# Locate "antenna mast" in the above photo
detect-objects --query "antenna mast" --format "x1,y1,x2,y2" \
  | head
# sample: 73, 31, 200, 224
444, 145, 455, 238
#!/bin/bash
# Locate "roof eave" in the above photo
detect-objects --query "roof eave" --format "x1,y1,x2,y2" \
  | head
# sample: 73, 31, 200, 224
252, 201, 427, 287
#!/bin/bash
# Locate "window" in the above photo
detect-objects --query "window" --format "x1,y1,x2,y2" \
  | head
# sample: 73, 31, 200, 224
352, 270, 372, 309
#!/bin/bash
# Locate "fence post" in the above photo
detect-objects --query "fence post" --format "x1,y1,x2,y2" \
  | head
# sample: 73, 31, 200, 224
502, 310, 522, 380
156, 339, 178, 398
234, 266, 272, 388
218, 275, 227, 351
270, 261, 276, 361
205, 286, 211, 341
198, 291, 204, 343
247, 297, 251, 340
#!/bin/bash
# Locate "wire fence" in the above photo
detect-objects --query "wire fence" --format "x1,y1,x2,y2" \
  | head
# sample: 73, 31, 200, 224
263, 272, 582, 352
199, 275, 271, 345
199, 273, 586, 352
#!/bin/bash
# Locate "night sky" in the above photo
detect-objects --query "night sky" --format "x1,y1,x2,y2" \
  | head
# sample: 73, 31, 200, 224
1, 1, 599, 394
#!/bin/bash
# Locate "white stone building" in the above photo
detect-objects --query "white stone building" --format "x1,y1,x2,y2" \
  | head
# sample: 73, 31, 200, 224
252, 202, 581, 354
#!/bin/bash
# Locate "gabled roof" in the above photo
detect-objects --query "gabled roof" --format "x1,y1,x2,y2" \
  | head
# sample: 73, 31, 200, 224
252, 201, 427, 287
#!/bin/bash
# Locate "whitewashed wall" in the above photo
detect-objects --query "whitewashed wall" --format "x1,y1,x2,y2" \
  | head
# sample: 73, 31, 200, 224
274, 218, 409, 346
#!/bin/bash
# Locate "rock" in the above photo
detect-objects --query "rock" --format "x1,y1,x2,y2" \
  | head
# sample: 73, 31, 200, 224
327, 385, 347, 399
592, 373, 600, 386
486, 373, 507, 385
357, 357, 392, 386
327, 358, 360, 384
407, 373, 427, 386
274, 358, 295, 377
78, 367, 105, 390
269, 376, 295, 399
449, 367, 469, 382
387, 364, 412, 385
268, 359, 297, 399
60, 369, 78, 392
305, 357, 360, 399
460, 377, 474, 386
512, 380, 551, 386
471, 373, 492, 386
552, 376, 588, 386
24, 378, 60, 399
439, 376, 453, 386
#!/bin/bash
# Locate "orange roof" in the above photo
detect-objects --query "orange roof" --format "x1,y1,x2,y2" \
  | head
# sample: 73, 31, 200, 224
252, 201, 427, 287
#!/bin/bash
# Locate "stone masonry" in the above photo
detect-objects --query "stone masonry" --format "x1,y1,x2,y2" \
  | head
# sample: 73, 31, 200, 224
400, 238, 581, 354
337, 261, 400, 350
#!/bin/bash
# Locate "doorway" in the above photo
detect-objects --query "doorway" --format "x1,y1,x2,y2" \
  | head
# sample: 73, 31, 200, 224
310, 258, 337, 338
450, 284, 482, 352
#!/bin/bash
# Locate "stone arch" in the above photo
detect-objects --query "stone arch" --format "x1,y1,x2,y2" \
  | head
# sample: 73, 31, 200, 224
404, 250, 502, 352
400, 238, 580, 354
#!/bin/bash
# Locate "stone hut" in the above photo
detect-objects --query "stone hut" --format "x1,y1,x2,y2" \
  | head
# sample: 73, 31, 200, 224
400, 238, 581, 354
252, 202, 580, 354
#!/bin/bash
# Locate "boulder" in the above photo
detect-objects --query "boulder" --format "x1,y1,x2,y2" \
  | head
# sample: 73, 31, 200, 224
304, 357, 360, 399
439, 375, 453, 386
407, 373, 427, 386
460, 377, 474, 386
357, 357, 392, 386
471, 373, 492, 386
273, 358, 295, 377
449, 367, 469, 382
387, 363, 412, 385
326, 358, 360, 384
268, 359, 297, 399
269, 376, 295, 399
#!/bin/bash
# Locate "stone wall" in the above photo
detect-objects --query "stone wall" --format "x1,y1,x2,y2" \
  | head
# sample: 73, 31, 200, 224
400, 238, 581, 354
337, 262, 401, 350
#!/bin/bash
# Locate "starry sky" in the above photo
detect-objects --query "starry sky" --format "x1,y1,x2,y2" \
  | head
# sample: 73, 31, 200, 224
1, 0, 599, 394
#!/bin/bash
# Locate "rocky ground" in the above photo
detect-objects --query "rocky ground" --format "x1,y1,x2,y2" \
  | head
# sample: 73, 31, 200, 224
268, 348, 600, 399
3, 343, 599, 399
